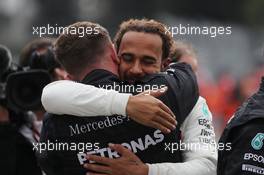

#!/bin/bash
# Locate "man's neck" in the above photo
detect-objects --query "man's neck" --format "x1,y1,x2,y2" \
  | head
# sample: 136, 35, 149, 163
78, 61, 119, 81
33, 110, 45, 121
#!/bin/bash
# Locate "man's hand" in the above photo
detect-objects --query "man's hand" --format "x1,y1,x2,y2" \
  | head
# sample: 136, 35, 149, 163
126, 87, 176, 133
84, 144, 148, 175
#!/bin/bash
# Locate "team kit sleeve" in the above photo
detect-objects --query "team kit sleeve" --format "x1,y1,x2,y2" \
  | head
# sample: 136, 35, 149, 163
41, 63, 197, 120
148, 97, 217, 175
142, 63, 216, 175
165, 63, 199, 120
41, 80, 131, 117
221, 119, 264, 175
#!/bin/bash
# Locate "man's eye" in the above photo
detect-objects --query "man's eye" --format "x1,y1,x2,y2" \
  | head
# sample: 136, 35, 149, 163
122, 54, 133, 62
143, 58, 156, 64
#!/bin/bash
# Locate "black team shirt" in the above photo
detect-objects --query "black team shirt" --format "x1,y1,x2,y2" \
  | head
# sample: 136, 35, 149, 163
38, 63, 199, 175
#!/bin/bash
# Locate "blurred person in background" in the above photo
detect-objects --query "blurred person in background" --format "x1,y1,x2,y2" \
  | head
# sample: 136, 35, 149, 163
218, 65, 264, 174
169, 40, 220, 134
0, 44, 43, 175
20, 38, 68, 81
208, 66, 264, 135
41, 19, 217, 175
169, 40, 238, 139
1, 38, 68, 175
169, 40, 198, 74
17, 38, 67, 142
0, 104, 43, 175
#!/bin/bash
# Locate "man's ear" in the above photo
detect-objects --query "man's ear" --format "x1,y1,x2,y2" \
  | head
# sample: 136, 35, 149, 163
65, 73, 75, 80
110, 44, 120, 64
53, 68, 69, 80
161, 58, 172, 71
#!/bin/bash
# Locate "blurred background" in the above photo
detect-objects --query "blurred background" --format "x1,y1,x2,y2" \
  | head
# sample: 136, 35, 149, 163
1, 0, 264, 139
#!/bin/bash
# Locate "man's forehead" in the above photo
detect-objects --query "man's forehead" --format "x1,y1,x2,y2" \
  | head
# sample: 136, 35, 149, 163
119, 31, 163, 57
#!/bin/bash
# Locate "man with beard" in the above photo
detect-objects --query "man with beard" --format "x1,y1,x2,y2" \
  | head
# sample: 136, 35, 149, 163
40, 19, 216, 175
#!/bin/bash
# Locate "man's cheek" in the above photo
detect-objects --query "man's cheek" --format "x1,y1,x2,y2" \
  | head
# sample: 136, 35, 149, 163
119, 63, 131, 80
118, 66, 126, 81
143, 66, 160, 74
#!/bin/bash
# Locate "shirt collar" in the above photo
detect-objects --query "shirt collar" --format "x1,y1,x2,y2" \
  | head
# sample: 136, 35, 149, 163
81, 69, 120, 85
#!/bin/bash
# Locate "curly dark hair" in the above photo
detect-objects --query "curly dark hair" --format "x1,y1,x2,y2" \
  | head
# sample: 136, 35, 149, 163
114, 18, 173, 60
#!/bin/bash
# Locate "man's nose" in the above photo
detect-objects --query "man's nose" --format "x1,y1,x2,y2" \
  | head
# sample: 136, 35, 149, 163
129, 62, 144, 77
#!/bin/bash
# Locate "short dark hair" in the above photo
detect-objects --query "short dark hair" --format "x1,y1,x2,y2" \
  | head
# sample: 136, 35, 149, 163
19, 38, 61, 78
114, 18, 173, 60
20, 38, 54, 66
54, 21, 110, 76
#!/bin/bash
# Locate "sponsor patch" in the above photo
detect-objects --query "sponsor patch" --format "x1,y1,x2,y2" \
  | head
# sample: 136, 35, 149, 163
242, 164, 264, 174
251, 133, 264, 150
